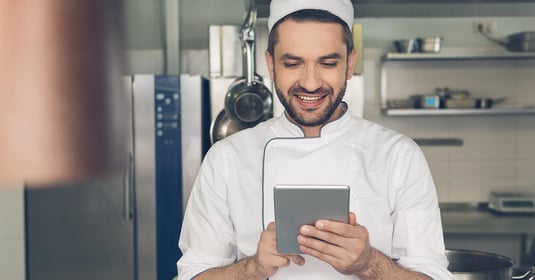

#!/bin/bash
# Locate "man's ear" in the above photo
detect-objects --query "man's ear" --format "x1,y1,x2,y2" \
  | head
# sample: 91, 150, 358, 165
346, 48, 357, 79
265, 50, 274, 81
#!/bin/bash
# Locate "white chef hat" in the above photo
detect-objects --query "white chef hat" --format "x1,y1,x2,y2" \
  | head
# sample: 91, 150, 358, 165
267, 0, 354, 32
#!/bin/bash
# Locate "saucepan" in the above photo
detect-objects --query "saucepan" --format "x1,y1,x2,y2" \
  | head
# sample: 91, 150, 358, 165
446, 249, 534, 280
478, 28, 535, 52
502, 31, 535, 52
224, 1, 272, 124
210, 1, 272, 144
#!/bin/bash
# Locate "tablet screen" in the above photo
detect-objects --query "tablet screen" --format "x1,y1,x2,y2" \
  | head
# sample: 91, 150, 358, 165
273, 184, 350, 255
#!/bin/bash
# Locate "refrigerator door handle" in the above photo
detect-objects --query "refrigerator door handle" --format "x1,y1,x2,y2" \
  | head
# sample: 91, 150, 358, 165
124, 152, 135, 220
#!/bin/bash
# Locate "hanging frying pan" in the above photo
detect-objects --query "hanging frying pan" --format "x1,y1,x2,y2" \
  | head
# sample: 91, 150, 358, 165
210, 0, 272, 144
224, 1, 272, 124
210, 110, 255, 144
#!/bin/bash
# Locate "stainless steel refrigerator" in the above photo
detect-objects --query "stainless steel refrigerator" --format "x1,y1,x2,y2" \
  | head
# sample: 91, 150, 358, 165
24, 75, 210, 280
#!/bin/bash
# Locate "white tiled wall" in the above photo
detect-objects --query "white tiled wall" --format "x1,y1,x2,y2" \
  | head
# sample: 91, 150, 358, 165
360, 45, 535, 203
381, 63, 535, 202
0, 184, 25, 280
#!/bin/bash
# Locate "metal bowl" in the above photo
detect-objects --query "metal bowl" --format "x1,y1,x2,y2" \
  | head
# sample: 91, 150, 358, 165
393, 39, 420, 53
417, 37, 443, 53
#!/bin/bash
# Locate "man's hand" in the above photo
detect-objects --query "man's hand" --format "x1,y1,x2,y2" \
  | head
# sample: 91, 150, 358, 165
296, 212, 431, 279
195, 222, 305, 280
296, 212, 373, 275
253, 222, 305, 278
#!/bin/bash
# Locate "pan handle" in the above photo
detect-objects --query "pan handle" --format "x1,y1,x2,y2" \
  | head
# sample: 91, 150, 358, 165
242, 34, 256, 86
240, 0, 256, 36
240, 1, 257, 86
477, 24, 507, 47
512, 266, 533, 279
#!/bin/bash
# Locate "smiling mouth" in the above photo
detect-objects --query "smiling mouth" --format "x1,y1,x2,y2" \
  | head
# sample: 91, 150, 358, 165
297, 95, 324, 102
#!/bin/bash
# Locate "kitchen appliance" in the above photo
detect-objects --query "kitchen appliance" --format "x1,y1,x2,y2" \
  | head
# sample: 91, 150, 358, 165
447, 249, 534, 280
489, 192, 535, 214
25, 75, 210, 280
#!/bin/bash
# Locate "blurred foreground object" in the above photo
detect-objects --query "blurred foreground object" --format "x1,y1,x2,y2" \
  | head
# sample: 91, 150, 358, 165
0, 0, 126, 186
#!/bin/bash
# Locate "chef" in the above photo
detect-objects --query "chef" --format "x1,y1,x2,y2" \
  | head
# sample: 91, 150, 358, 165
177, 0, 452, 279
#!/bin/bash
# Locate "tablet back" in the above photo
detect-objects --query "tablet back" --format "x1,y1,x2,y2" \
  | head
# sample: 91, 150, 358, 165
273, 184, 350, 255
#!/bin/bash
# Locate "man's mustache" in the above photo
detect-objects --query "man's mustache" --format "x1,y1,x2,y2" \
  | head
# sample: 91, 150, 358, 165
289, 86, 333, 95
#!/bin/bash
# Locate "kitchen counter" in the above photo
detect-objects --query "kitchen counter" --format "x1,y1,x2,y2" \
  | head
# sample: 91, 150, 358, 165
440, 203, 535, 234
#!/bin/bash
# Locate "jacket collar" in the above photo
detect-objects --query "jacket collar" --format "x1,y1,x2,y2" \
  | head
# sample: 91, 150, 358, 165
273, 102, 355, 139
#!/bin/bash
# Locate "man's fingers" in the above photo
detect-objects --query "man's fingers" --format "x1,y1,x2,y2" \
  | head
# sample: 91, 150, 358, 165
286, 254, 305, 266
266, 221, 276, 230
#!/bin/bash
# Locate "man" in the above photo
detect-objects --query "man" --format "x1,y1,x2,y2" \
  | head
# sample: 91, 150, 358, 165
177, 0, 452, 279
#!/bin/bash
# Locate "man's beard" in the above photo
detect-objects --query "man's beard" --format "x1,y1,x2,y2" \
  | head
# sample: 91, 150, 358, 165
274, 76, 347, 127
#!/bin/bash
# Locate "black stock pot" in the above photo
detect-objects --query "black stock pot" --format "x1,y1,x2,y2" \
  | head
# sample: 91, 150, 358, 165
447, 249, 534, 280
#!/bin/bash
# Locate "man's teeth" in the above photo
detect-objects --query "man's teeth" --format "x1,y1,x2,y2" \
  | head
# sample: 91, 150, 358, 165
298, 96, 321, 102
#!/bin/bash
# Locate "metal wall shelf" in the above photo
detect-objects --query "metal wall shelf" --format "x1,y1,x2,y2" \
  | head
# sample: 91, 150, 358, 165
382, 52, 535, 62
380, 51, 535, 117
383, 108, 535, 116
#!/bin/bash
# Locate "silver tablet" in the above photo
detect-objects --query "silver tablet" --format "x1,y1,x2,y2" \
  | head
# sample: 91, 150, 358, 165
273, 184, 350, 255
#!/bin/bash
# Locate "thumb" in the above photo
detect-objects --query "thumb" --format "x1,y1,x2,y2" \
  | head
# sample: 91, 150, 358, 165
287, 254, 305, 266
349, 212, 357, 226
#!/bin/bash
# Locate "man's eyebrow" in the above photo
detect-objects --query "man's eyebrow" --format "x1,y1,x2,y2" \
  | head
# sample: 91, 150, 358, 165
280, 53, 303, 61
319, 53, 343, 60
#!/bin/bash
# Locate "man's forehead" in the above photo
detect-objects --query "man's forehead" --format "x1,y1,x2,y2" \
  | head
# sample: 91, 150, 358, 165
273, 20, 347, 53
276, 19, 345, 39
268, 0, 354, 33
279, 52, 343, 61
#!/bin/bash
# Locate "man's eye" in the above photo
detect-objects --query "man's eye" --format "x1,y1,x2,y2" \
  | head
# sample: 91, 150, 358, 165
283, 62, 299, 68
321, 62, 338, 68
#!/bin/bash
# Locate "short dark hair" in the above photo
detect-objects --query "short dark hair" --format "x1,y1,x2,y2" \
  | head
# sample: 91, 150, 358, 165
267, 9, 354, 56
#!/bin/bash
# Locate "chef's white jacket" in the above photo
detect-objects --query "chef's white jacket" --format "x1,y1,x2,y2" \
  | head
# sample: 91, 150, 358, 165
177, 109, 453, 280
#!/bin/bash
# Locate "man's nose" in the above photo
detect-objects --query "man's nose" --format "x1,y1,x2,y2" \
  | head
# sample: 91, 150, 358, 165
299, 65, 322, 93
